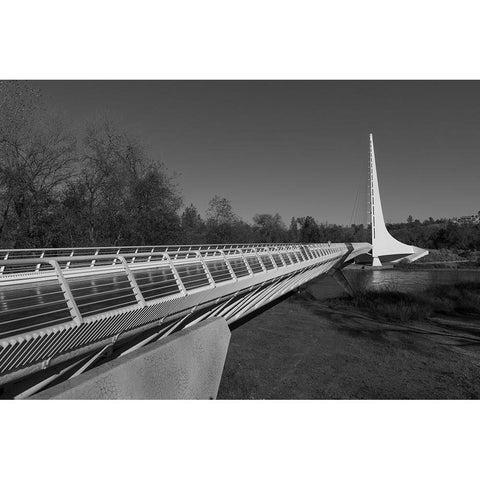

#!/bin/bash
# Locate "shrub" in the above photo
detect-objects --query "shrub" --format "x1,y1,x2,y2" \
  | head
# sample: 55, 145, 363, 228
328, 281, 480, 322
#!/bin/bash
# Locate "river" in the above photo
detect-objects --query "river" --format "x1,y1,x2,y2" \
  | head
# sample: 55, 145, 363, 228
307, 268, 480, 300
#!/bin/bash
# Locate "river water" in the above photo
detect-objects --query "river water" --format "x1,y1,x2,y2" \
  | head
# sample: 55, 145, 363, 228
308, 268, 480, 300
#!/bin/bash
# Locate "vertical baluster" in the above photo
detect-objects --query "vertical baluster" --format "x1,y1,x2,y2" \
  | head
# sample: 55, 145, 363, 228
66, 250, 75, 270
0, 252, 9, 274
90, 249, 99, 267
165, 253, 188, 296
117, 255, 146, 307
35, 251, 45, 273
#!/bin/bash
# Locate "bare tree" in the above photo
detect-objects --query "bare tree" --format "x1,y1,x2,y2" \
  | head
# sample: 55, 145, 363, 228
66, 117, 182, 245
0, 82, 76, 246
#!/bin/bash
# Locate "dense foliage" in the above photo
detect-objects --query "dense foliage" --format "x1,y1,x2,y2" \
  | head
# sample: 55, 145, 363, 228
1, 82, 479, 250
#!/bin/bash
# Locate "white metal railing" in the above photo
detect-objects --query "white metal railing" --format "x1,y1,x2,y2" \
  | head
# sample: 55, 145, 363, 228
0, 243, 339, 276
0, 242, 343, 268
0, 244, 342, 328
0, 242, 371, 391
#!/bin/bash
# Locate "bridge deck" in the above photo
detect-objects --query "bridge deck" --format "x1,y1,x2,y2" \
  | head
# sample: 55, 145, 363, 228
0, 242, 371, 396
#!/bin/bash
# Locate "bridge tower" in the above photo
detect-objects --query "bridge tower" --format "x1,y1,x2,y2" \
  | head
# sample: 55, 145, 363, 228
368, 133, 428, 266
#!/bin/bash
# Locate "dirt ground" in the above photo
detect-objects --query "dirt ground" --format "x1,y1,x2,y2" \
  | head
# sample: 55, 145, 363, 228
217, 277, 480, 399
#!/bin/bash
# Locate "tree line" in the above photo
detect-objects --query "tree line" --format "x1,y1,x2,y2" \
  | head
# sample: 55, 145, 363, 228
1, 82, 479, 251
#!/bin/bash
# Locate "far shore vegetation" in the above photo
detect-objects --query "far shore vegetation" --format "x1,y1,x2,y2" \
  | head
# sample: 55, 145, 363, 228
394, 248, 480, 270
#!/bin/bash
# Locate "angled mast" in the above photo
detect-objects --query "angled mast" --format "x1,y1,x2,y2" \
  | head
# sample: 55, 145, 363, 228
368, 133, 428, 265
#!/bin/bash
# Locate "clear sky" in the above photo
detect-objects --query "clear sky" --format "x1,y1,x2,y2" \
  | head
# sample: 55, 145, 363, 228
33, 81, 480, 224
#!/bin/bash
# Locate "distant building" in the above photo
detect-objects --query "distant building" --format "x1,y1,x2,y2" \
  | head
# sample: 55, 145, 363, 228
454, 213, 480, 225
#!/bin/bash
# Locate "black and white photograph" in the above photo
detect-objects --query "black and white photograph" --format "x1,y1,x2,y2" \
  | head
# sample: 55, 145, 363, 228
2, 79, 480, 401
2, 2, 480, 480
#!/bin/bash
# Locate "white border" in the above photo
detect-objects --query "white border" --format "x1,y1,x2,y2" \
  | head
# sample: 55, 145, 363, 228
1, 1, 480, 79
1, 2, 480, 479
2, 401, 480, 480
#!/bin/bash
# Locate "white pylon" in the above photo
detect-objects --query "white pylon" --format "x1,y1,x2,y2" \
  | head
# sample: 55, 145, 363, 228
369, 133, 428, 265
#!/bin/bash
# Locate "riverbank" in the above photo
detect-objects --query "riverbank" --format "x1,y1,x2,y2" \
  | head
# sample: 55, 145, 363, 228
218, 276, 480, 399
395, 262, 480, 270
394, 248, 480, 270
325, 281, 480, 322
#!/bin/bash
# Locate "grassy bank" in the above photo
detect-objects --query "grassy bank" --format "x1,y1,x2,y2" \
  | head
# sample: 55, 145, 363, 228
395, 261, 480, 270
326, 281, 480, 322
395, 248, 480, 270
219, 275, 480, 399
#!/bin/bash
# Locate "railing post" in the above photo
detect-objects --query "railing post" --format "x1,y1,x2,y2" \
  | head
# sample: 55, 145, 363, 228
252, 247, 267, 272
0, 252, 9, 274
49, 260, 82, 326
277, 247, 287, 267
116, 255, 146, 307
164, 253, 188, 296
35, 250, 45, 273
195, 251, 216, 287
266, 247, 279, 271
237, 248, 254, 277
66, 250, 75, 270
113, 248, 121, 265
220, 249, 238, 282
131, 248, 139, 264
90, 249, 99, 267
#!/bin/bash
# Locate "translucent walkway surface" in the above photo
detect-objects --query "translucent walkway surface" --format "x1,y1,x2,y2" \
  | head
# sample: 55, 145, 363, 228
0, 242, 370, 395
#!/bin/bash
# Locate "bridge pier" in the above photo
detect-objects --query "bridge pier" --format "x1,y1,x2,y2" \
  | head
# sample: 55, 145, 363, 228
31, 317, 231, 400
330, 268, 354, 296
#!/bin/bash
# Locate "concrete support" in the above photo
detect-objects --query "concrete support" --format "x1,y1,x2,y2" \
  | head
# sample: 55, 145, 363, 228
330, 268, 354, 296
31, 317, 231, 400
372, 257, 382, 267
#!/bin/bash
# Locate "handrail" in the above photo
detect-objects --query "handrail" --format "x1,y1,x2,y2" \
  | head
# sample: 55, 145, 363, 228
0, 243, 361, 333
0, 243, 342, 273
0, 244, 352, 321
0, 242, 337, 257
0, 241, 372, 393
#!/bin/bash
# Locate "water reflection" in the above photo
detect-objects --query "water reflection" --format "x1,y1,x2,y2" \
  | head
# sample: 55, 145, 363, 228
354, 269, 480, 293
308, 268, 480, 301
